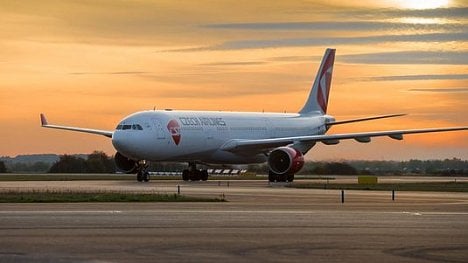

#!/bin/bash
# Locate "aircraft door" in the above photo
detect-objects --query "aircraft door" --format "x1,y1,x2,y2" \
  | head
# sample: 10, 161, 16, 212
204, 125, 218, 148
265, 118, 273, 138
152, 119, 167, 140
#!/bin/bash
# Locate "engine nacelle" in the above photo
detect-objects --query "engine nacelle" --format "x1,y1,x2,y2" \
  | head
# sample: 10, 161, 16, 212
268, 147, 305, 175
114, 152, 137, 174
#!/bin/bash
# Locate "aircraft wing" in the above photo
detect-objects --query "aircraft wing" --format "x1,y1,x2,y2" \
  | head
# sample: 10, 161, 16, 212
220, 127, 468, 153
40, 114, 113, 138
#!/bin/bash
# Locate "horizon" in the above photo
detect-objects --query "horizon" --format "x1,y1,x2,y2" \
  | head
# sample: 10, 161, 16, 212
2, 152, 467, 163
1, 1, 467, 160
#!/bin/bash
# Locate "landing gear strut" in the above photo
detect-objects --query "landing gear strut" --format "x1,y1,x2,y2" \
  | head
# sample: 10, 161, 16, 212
136, 160, 150, 182
268, 170, 294, 183
182, 162, 209, 181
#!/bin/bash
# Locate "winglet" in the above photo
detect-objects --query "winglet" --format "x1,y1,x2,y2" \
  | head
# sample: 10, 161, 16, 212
40, 113, 48, 126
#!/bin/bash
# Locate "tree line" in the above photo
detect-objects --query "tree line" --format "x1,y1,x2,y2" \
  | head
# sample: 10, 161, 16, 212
48, 151, 115, 173
0, 153, 467, 175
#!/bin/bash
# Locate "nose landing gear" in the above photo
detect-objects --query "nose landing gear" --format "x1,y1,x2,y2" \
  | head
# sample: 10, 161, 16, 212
136, 160, 150, 182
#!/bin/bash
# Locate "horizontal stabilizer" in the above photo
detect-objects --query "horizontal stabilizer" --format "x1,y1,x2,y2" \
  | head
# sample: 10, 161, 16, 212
327, 114, 406, 126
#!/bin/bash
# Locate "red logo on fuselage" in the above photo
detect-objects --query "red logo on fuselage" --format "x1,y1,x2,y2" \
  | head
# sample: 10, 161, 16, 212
167, 119, 181, 145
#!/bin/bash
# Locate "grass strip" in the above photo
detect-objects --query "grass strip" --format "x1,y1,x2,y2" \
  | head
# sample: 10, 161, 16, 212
0, 191, 225, 203
289, 182, 468, 192
0, 174, 135, 181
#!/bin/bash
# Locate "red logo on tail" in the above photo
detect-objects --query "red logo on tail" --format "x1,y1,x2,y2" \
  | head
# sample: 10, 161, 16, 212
167, 119, 181, 145
317, 51, 334, 113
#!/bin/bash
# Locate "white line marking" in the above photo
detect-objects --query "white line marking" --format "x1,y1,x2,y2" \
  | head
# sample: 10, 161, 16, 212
0, 211, 122, 214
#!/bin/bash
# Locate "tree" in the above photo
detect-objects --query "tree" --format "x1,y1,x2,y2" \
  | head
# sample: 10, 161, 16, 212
311, 162, 358, 175
0, 161, 8, 173
49, 155, 86, 173
86, 151, 115, 173
48, 152, 116, 173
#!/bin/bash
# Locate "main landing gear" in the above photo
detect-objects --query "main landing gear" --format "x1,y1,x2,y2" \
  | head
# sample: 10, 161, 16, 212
268, 170, 294, 183
136, 160, 150, 182
182, 162, 209, 181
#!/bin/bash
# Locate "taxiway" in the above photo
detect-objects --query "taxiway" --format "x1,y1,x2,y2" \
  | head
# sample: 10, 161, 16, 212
0, 179, 467, 262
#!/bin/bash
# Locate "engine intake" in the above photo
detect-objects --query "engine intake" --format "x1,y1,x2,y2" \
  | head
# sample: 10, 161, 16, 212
114, 152, 137, 174
268, 147, 305, 175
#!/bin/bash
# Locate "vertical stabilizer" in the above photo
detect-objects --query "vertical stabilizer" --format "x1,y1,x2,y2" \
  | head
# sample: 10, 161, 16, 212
299, 48, 335, 115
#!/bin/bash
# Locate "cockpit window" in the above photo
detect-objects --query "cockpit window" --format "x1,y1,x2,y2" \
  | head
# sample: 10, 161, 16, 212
116, 123, 143, 130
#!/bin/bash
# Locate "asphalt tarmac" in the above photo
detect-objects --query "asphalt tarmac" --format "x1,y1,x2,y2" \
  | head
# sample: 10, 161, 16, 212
0, 179, 467, 263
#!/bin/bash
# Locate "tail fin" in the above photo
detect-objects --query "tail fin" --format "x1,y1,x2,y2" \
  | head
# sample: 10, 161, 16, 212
299, 48, 335, 115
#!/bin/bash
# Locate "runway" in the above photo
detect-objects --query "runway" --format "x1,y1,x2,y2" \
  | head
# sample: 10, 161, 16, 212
0, 179, 467, 262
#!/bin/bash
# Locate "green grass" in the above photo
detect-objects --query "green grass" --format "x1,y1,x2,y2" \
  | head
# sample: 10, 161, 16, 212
0, 190, 225, 203
289, 182, 468, 192
0, 174, 135, 181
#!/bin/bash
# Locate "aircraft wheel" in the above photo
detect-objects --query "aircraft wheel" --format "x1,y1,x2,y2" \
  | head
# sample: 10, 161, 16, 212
182, 170, 189, 181
201, 170, 209, 181
278, 174, 287, 182
268, 171, 277, 182
143, 171, 150, 182
190, 170, 202, 181
136, 172, 143, 182
287, 174, 294, 182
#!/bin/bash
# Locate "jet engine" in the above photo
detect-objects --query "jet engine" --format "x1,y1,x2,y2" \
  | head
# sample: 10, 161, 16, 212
268, 147, 305, 175
114, 152, 137, 173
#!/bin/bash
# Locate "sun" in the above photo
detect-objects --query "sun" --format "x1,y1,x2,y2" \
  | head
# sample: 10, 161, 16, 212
394, 0, 450, 9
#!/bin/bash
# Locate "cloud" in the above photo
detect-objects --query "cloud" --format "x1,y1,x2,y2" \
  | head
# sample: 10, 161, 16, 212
363, 74, 468, 81
204, 21, 464, 32
175, 32, 467, 51
200, 61, 266, 66
333, 7, 468, 20
409, 88, 468, 93
341, 51, 468, 65
70, 71, 149, 75
269, 56, 321, 62
139, 71, 311, 98
379, 7, 468, 19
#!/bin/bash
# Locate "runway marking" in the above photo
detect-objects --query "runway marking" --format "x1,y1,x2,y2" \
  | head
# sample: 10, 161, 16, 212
396, 212, 468, 216
402, 212, 422, 216
0, 210, 122, 214
419, 212, 468, 215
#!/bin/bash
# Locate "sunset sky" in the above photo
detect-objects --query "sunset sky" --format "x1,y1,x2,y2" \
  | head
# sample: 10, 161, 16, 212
1, 0, 467, 160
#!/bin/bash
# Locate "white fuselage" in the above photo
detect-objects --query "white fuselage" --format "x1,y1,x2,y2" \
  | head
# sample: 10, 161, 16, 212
112, 110, 332, 164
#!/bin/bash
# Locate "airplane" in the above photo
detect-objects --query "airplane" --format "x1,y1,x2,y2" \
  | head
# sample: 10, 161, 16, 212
40, 48, 468, 182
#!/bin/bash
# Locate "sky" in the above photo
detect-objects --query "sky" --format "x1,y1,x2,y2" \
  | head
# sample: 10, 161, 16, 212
0, 0, 467, 160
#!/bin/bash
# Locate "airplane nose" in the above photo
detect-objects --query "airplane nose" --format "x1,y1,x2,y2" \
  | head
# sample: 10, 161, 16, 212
111, 132, 126, 153
112, 132, 136, 157
111, 131, 145, 160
